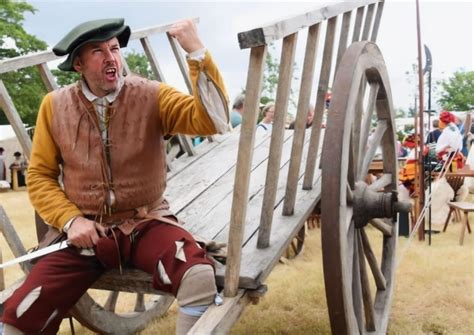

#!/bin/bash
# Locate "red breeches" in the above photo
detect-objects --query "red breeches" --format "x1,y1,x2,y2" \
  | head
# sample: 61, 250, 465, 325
2, 220, 213, 334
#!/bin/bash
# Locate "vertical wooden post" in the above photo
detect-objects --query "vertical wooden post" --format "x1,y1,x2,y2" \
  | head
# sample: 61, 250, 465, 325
415, 0, 425, 240
166, 33, 198, 156
303, 16, 338, 190
12, 168, 19, 190
352, 6, 365, 42
37, 63, 58, 92
283, 24, 321, 216
140, 36, 166, 81
334, 11, 352, 74
0, 80, 32, 158
361, 3, 376, 41
371, 1, 385, 42
167, 32, 193, 92
224, 45, 267, 297
257, 32, 298, 248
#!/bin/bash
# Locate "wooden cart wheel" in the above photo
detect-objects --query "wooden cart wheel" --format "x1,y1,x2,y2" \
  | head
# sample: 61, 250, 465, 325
284, 224, 305, 259
321, 41, 410, 334
71, 290, 174, 334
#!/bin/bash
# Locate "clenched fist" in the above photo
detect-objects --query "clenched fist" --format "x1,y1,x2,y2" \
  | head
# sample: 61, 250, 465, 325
67, 217, 107, 249
168, 19, 205, 53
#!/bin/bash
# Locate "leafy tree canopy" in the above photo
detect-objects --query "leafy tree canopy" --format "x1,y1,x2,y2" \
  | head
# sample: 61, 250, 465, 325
125, 50, 154, 79
0, 1, 46, 57
437, 70, 474, 111
0, 0, 48, 126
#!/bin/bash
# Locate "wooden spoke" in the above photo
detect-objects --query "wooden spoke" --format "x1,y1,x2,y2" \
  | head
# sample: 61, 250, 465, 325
358, 120, 388, 180
290, 241, 298, 254
369, 218, 393, 236
345, 207, 354, 234
360, 228, 387, 290
347, 182, 354, 204
357, 230, 376, 331
368, 173, 392, 191
359, 82, 380, 172
352, 230, 365, 334
104, 291, 119, 312
352, 78, 365, 176
135, 293, 146, 313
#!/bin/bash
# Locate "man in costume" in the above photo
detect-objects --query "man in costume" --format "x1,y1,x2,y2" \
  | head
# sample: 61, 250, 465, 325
2, 18, 228, 334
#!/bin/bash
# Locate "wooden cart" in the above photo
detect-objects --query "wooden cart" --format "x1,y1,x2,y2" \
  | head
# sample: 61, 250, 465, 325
0, 1, 411, 333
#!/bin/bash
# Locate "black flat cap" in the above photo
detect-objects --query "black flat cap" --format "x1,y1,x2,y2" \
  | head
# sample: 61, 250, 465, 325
53, 18, 131, 72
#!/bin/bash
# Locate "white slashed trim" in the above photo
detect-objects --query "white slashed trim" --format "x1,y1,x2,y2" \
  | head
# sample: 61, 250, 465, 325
0, 277, 25, 304
197, 72, 229, 134
157, 260, 172, 285
175, 240, 187, 263
16, 286, 42, 318
41, 309, 59, 332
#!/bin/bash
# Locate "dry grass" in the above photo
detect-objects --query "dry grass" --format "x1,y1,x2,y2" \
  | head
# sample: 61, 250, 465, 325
0, 190, 472, 334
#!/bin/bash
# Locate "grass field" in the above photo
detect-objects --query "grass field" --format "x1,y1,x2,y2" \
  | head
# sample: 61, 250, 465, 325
0, 190, 472, 334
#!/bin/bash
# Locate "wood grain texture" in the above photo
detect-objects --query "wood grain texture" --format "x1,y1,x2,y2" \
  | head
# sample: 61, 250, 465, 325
258, 32, 298, 248
238, 1, 381, 49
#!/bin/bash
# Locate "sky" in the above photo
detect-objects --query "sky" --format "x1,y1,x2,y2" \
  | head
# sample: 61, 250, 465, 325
19, 0, 473, 113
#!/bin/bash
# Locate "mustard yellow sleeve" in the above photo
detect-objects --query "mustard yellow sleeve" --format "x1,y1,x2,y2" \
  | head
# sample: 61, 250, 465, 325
27, 94, 83, 230
158, 50, 229, 135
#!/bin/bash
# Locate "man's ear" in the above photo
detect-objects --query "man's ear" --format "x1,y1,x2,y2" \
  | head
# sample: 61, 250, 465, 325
73, 57, 82, 73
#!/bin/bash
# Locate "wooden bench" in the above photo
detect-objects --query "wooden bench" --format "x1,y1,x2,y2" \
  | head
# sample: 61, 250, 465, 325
443, 202, 473, 245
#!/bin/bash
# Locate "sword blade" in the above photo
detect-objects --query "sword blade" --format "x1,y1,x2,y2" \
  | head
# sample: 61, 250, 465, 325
0, 241, 70, 269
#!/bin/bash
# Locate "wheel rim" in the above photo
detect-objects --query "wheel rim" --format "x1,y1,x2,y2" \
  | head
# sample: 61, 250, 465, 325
321, 41, 400, 335
71, 291, 174, 334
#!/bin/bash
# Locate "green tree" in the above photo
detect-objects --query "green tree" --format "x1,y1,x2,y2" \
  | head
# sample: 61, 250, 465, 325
51, 70, 80, 87
395, 107, 408, 119
261, 49, 279, 104
437, 70, 474, 111
125, 50, 154, 79
0, 0, 48, 126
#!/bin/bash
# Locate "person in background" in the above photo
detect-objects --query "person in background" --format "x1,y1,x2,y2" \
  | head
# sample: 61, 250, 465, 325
397, 140, 408, 158
230, 94, 244, 128
9, 151, 27, 187
288, 104, 314, 129
398, 134, 428, 195
256, 102, 275, 132
426, 119, 441, 144
436, 110, 464, 170
454, 115, 469, 156
1, 18, 228, 335
425, 119, 442, 165
0, 147, 6, 181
